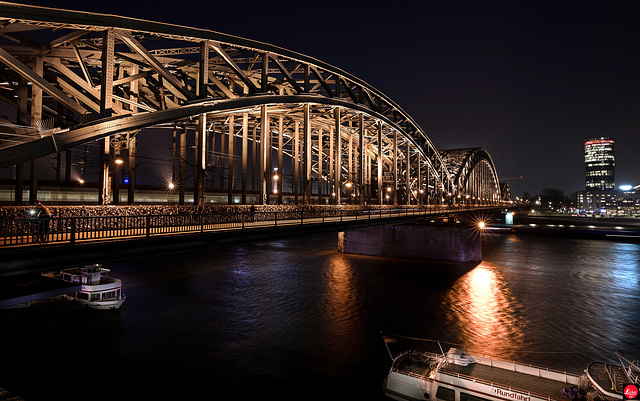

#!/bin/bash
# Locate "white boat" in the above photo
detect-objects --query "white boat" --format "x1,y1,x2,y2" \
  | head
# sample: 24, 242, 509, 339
383, 344, 639, 401
44, 264, 126, 310
585, 352, 640, 401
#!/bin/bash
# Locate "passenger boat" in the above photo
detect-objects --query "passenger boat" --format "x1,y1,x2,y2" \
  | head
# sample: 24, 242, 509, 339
585, 352, 640, 401
43, 264, 125, 310
383, 344, 639, 401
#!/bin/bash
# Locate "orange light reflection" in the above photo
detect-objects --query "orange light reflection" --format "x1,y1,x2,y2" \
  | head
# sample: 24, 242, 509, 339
442, 263, 526, 359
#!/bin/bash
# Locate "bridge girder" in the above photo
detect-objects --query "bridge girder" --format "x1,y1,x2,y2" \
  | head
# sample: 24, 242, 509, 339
0, 2, 505, 206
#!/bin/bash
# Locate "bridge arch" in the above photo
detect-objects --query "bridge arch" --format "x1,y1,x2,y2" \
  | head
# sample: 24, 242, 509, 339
439, 147, 502, 205
0, 3, 502, 207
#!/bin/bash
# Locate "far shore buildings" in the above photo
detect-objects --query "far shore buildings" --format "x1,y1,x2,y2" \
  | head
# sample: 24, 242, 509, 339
577, 137, 640, 217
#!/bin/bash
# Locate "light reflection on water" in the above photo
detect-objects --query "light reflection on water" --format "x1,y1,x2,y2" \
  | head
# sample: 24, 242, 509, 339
1, 231, 639, 400
441, 263, 527, 359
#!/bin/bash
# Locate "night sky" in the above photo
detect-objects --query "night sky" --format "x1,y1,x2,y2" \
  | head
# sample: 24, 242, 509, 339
13, 0, 640, 198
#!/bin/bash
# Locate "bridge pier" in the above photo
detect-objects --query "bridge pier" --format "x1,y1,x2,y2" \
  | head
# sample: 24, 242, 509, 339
338, 223, 482, 263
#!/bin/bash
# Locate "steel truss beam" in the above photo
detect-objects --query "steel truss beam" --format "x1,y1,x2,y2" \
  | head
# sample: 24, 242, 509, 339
0, 2, 505, 205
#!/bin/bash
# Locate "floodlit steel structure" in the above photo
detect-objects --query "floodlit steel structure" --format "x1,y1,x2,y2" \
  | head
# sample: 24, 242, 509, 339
0, 2, 506, 206
439, 148, 503, 205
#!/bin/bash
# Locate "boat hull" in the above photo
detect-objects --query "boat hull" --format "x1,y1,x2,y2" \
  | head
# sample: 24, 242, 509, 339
83, 295, 126, 310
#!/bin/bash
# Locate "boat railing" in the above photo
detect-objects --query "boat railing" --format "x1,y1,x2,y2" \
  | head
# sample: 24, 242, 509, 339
616, 351, 640, 385
438, 369, 569, 401
470, 353, 583, 383
390, 350, 443, 379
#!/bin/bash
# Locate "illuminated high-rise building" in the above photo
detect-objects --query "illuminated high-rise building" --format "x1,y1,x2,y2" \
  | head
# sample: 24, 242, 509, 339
584, 137, 615, 190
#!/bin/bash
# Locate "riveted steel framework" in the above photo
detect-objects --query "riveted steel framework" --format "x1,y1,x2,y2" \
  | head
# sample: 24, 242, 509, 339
0, 2, 504, 206
439, 148, 503, 205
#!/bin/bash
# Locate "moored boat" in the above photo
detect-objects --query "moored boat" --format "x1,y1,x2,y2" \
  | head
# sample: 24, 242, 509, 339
383, 343, 638, 401
43, 264, 125, 310
585, 352, 640, 401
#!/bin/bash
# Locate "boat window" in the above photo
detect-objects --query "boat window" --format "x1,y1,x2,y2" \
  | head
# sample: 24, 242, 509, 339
91, 293, 100, 301
102, 291, 115, 300
436, 386, 455, 401
461, 392, 491, 401
77, 292, 89, 301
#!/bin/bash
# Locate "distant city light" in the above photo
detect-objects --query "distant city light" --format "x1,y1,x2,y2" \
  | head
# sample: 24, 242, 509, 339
114, 158, 124, 165
168, 182, 175, 190
619, 185, 632, 191
79, 179, 85, 184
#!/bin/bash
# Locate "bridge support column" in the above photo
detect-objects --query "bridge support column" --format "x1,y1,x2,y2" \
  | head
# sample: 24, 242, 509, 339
98, 29, 114, 205
112, 143, 120, 205
417, 153, 422, 206
227, 115, 234, 205
277, 115, 283, 204
241, 113, 248, 205
99, 139, 110, 205
347, 131, 353, 204
303, 104, 311, 205
406, 141, 411, 206
194, 114, 206, 206
358, 114, 365, 205
293, 121, 299, 205
329, 126, 334, 203
260, 105, 268, 205
334, 107, 341, 205
127, 133, 136, 204
14, 77, 28, 205
29, 57, 43, 205
265, 112, 272, 203
393, 131, 398, 205
318, 127, 324, 204
377, 122, 383, 205
179, 123, 186, 205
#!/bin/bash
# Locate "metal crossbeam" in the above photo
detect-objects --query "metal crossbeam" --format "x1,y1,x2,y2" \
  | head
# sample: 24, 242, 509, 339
0, 2, 507, 207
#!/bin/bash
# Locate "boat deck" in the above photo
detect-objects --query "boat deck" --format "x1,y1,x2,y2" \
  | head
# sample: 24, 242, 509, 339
395, 353, 438, 378
442, 362, 575, 400
587, 362, 626, 394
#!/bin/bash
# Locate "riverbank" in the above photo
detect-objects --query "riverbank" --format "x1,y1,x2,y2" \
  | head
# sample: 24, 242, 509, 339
493, 214, 640, 241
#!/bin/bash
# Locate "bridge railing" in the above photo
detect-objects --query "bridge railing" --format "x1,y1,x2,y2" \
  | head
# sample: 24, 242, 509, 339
0, 205, 494, 247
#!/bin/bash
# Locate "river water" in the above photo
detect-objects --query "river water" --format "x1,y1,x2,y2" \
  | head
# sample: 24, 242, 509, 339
1, 229, 639, 400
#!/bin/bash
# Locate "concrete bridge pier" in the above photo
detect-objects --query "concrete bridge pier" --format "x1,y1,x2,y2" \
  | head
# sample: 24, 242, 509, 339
337, 223, 482, 263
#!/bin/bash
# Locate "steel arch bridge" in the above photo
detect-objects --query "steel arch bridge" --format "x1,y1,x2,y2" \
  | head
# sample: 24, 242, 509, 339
0, 2, 508, 207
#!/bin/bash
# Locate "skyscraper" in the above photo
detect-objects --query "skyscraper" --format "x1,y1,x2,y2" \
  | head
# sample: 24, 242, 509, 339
584, 137, 615, 190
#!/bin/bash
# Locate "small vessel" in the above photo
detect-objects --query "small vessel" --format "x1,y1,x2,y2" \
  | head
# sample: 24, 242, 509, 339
43, 264, 125, 310
383, 342, 639, 401
585, 352, 640, 401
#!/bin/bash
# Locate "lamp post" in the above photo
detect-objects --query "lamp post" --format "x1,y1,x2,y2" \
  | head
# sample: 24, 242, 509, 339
112, 157, 124, 205
345, 181, 352, 204
272, 168, 280, 204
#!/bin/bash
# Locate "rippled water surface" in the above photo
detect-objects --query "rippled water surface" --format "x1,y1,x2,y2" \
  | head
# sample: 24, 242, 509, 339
1, 231, 639, 400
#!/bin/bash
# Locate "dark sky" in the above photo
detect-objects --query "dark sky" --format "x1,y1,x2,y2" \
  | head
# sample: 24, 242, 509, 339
15, 0, 640, 197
